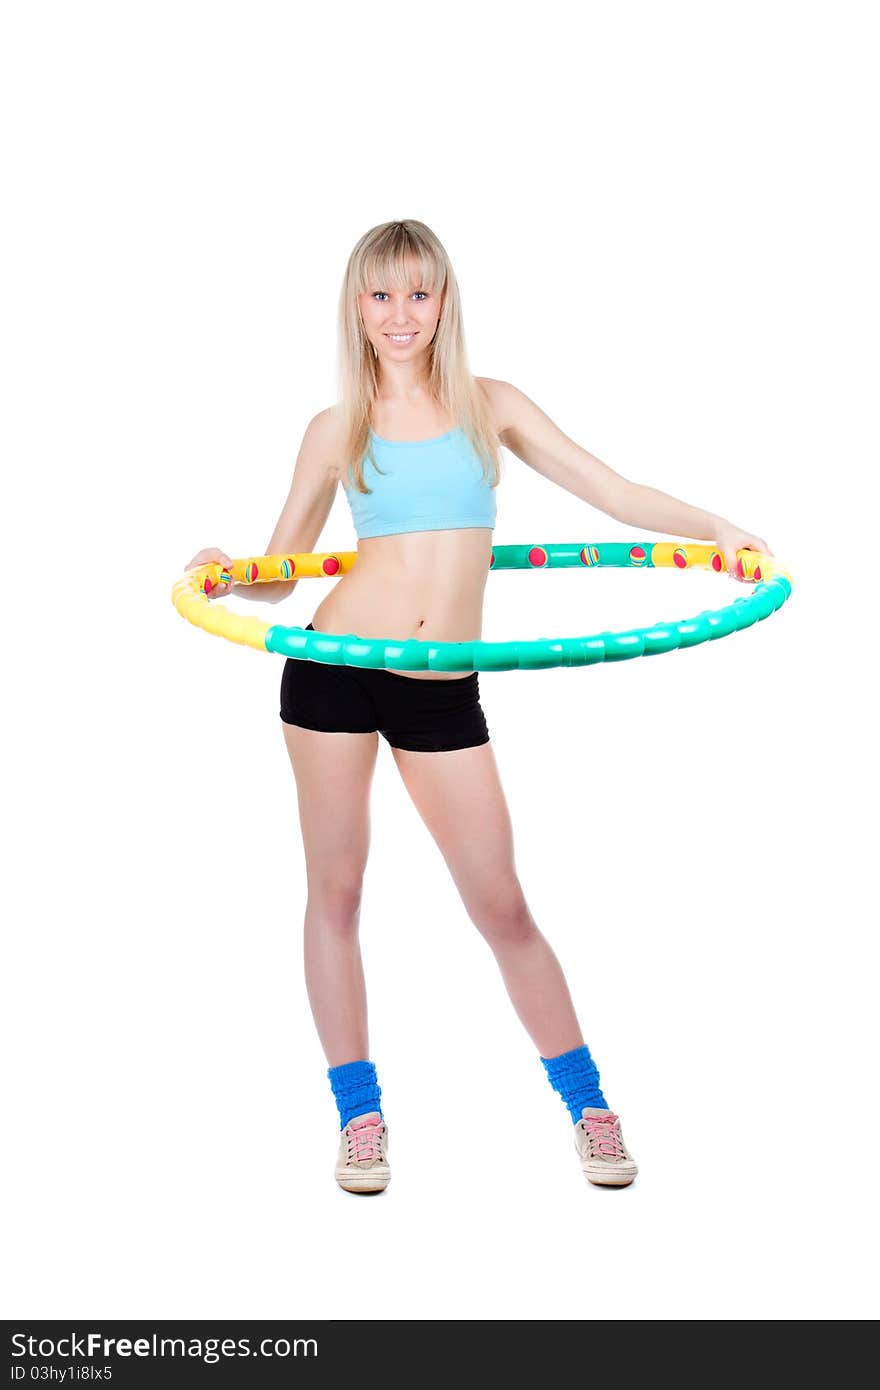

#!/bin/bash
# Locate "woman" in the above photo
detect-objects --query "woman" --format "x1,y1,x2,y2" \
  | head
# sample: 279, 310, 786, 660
186, 219, 771, 1195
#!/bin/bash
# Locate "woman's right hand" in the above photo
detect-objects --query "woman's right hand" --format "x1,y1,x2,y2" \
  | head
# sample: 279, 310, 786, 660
184, 547, 234, 597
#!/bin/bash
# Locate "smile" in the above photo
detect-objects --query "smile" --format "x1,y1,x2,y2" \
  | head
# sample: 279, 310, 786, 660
384, 333, 417, 344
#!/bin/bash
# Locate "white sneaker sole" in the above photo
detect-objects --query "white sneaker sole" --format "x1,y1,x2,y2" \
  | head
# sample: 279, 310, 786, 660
335, 1168, 391, 1193
581, 1163, 638, 1187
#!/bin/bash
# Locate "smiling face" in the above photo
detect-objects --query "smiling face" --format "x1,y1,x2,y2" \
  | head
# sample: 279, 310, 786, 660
357, 256, 444, 367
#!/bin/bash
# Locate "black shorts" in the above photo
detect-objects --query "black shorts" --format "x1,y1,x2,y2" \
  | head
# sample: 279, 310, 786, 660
279, 624, 490, 752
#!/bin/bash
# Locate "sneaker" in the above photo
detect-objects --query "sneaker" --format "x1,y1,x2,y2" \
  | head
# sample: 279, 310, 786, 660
335, 1111, 391, 1194
575, 1107, 638, 1187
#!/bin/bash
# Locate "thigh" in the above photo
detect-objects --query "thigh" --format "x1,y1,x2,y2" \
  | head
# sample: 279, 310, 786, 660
390, 739, 522, 918
281, 722, 379, 896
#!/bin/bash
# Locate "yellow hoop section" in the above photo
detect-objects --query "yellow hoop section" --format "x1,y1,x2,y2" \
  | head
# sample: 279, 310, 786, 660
172, 552, 357, 651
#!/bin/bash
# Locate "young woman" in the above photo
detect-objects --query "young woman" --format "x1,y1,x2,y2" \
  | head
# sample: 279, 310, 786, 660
186, 219, 771, 1195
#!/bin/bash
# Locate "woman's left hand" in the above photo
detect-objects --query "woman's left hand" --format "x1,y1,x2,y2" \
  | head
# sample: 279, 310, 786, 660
712, 522, 774, 582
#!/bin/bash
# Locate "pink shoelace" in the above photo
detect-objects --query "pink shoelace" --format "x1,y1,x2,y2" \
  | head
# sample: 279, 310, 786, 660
582, 1112, 626, 1160
346, 1116, 384, 1163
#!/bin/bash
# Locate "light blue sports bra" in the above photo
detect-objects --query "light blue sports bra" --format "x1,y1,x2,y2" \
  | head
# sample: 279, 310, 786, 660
343, 427, 497, 540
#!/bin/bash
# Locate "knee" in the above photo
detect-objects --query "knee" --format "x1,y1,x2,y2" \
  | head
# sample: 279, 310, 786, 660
306, 873, 365, 933
471, 884, 536, 947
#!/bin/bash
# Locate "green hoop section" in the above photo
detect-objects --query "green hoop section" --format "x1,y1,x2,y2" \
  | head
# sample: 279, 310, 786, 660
172, 540, 793, 673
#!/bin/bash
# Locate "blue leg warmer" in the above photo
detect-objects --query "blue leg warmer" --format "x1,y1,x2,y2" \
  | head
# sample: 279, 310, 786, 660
540, 1044, 607, 1123
327, 1059, 383, 1129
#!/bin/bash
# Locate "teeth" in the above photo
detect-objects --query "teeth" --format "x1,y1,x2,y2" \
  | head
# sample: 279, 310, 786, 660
387, 334, 415, 342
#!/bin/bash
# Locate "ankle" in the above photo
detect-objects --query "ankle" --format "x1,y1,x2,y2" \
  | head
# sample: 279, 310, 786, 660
327, 1058, 384, 1129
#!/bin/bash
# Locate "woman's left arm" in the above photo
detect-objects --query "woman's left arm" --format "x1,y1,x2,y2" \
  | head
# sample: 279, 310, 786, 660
489, 380, 774, 581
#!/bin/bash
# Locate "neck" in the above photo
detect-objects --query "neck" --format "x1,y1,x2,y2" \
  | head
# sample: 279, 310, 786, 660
375, 361, 434, 400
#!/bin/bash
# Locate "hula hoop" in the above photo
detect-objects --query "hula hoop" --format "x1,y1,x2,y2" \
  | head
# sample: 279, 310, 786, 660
171, 541, 793, 673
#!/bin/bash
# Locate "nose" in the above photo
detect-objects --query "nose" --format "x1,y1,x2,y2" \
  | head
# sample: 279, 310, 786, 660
385, 293, 416, 327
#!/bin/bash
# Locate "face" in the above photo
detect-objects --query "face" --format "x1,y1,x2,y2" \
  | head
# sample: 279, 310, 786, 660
358, 260, 444, 364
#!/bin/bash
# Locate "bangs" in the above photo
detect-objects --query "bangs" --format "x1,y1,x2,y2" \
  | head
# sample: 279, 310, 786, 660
358, 226, 444, 296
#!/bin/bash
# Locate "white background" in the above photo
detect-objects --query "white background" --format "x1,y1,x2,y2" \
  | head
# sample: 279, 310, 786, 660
3, 0, 877, 1323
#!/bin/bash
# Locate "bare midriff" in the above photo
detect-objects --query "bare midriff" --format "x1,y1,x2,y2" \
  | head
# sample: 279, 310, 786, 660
309, 527, 494, 680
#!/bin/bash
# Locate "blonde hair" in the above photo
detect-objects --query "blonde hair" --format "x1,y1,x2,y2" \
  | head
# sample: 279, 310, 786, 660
334, 219, 502, 495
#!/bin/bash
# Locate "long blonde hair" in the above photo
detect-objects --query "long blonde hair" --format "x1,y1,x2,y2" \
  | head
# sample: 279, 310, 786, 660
334, 219, 502, 494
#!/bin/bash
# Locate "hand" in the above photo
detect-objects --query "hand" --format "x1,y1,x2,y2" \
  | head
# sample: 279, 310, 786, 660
712, 523, 774, 583
184, 546, 234, 597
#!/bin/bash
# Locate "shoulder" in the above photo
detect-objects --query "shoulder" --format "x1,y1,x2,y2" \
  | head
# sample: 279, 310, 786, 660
305, 405, 348, 481
310, 405, 344, 443
475, 377, 532, 443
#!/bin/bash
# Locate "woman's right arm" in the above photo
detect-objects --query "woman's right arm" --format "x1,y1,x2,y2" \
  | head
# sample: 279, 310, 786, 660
185, 409, 341, 603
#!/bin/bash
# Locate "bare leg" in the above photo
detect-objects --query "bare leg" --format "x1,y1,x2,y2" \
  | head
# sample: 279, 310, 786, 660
281, 723, 380, 1067
390, 740, 584, 1058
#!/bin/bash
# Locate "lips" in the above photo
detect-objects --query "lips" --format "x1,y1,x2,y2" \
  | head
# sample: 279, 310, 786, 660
384, 333, 418, 343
